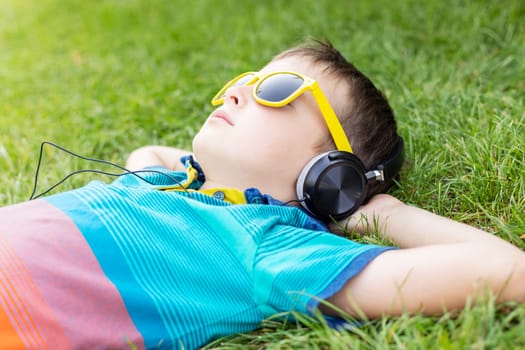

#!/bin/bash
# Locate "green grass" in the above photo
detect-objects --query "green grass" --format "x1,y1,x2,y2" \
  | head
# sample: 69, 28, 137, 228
1, 0, 524, 348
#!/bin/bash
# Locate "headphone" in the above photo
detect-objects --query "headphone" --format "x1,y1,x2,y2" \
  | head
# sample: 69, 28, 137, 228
296, 138, 404, 221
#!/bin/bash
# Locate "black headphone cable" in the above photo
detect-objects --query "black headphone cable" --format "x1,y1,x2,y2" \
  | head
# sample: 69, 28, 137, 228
30, 141, 187, 200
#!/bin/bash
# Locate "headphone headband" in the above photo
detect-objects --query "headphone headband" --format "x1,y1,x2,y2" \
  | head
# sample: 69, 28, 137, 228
365, 138, 405, 184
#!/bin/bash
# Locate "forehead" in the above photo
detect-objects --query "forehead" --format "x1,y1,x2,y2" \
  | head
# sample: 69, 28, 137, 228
260, 56, 326, 83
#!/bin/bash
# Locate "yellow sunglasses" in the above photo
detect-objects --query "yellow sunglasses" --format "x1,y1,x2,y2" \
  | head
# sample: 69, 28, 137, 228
211, 71, 353, 153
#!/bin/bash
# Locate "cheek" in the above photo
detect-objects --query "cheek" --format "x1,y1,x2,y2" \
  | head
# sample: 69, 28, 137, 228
250, 114, 321, 152
261, 130, 320, 169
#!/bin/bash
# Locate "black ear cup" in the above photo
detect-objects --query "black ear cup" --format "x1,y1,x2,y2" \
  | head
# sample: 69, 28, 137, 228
296, 151, 367, 221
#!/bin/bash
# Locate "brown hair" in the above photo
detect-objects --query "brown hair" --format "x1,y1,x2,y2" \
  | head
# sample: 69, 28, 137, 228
273, 38, 402, 198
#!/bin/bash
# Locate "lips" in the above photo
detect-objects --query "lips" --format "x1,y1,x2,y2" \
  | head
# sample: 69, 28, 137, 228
210, 110, 234, 126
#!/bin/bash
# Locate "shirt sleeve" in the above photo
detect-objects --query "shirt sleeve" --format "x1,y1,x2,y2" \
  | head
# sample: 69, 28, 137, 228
253, 224, 394, 316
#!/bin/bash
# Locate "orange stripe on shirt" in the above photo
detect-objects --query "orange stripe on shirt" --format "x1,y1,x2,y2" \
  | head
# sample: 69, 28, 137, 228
0, 301, 26, 349
0, 240, 45, 349
0, 237, 70, 349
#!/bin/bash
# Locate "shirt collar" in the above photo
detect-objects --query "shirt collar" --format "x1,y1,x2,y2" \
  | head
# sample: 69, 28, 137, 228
159, 155, 282, 205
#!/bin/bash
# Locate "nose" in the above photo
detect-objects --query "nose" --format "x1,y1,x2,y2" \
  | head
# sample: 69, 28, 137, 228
223, 85, 249, 108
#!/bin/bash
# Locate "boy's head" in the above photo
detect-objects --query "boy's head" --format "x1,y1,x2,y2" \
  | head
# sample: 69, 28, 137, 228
193, 39, 401, 214
272, 39, 401, 199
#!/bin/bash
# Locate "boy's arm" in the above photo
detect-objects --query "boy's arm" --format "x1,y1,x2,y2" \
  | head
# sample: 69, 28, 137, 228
125, 146, 192, 171
324, 194, 525, 318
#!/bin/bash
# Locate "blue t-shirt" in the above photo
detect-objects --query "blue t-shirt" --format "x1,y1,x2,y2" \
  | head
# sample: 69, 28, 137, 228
0, 157, 392, 350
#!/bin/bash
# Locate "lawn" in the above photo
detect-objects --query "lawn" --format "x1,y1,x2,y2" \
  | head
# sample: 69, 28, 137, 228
0, 0, 524, 348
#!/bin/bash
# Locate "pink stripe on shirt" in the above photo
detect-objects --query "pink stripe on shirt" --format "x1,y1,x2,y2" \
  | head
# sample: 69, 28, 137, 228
0, 199, 145, 350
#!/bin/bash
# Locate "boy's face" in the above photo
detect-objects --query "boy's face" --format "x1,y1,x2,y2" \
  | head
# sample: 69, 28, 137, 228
192, 56, 348, 201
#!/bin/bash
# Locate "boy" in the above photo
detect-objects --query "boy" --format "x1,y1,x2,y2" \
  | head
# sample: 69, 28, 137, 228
0, 40, 523, 350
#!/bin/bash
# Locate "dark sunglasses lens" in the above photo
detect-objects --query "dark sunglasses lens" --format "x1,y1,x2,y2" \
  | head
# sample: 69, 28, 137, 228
256, 73, 303, 102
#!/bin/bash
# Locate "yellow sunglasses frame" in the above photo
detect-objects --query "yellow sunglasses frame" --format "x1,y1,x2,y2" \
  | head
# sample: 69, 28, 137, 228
211, 71, 353, 153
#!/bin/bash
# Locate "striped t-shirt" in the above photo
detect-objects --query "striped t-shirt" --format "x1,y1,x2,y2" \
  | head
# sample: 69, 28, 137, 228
0, 157, 391, 349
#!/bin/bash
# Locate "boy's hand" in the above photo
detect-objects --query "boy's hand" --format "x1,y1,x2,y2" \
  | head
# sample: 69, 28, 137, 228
328, 194, 402, 235
126, 146, 191, 171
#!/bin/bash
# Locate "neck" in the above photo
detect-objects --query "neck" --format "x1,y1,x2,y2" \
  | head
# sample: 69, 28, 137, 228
194, 154, 299, 203
198, 179, 230, 191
